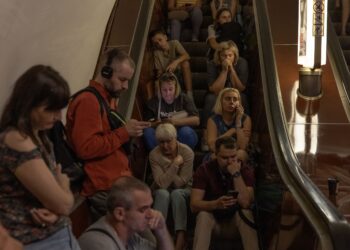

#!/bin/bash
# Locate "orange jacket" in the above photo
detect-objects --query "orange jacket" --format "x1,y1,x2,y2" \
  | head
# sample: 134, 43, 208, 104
66, 81, 131, 196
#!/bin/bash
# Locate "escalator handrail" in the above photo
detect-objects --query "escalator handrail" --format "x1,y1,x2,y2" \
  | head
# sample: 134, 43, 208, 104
117, 0, 156, 119
327, 16, 350, 120
253, 0, 350, 249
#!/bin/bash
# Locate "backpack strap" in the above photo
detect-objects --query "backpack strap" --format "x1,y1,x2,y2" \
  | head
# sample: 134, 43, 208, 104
71, 87, 107, 116
72, 87, 129, 153
85, 88, 126, 130
72, 87, 125, 130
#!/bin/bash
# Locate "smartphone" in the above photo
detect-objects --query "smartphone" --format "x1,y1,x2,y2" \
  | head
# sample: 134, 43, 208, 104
227, 190, 239, 198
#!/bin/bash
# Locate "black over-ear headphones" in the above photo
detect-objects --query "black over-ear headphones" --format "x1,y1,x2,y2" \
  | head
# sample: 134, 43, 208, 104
101, 48, 122, 79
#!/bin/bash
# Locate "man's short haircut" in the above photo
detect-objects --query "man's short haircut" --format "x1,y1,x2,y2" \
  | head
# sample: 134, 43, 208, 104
155, 123, 177, 141
215, 136, 237, 153
104, 48, 135, 69
148, 28, 167, 40
106, 176, 150, 213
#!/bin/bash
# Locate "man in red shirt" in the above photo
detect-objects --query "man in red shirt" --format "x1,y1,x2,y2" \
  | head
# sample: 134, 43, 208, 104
190, 136, 258, 250
66, 48, 150, 219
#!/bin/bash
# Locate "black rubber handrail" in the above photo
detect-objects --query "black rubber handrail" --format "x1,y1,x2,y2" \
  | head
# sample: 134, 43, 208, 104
253, 0, 350, 249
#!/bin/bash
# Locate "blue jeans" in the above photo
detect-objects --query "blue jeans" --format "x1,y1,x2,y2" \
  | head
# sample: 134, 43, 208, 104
24, 226, 80, 250
170, 6, 203, 40
153, 188, 190, 231
144, 126, 198, 151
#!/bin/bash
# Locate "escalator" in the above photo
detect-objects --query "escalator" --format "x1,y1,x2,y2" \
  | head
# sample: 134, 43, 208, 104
84, 0, 350, 248
329, 4, 350, 70
254, 0, 350, 249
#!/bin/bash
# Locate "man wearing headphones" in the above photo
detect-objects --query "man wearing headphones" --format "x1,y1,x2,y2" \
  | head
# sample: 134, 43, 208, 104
66, 48, 150, 219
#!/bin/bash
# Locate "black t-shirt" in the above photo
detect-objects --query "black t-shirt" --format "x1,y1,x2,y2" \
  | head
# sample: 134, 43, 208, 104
207, 21, 245, 60
144, 93, 199, 121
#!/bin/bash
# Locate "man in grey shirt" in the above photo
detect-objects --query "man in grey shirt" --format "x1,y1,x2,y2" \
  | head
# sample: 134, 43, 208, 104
79, 176, 174, 250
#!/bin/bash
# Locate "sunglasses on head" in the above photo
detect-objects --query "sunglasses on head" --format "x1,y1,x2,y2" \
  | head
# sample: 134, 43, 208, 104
159, 72, 178, 82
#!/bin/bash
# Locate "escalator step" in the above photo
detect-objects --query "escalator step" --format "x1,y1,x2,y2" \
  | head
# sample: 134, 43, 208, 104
193, 89, 207, 108
192, 72, 209, 90
339, 36, 350, 50
182, 42, 209, 57
190, 57, 208, 72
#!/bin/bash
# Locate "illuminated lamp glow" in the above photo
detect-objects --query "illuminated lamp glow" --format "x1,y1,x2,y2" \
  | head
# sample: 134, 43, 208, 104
297, 0, 328, 68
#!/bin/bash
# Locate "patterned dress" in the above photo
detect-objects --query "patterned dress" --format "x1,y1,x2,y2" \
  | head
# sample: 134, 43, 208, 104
0, 130, 68, 244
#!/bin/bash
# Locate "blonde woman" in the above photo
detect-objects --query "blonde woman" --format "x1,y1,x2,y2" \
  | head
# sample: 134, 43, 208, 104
144, 72, 199, 150
207, 88, 251, 161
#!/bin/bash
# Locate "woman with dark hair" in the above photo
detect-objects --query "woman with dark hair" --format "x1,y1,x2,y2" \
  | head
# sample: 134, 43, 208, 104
0, 65, 80, 249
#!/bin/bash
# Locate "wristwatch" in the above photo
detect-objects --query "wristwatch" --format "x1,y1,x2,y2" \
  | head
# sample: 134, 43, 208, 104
232, 171, 241, 178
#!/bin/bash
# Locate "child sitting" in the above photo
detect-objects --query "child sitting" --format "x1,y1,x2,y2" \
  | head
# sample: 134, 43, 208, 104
149, 29, 194, 100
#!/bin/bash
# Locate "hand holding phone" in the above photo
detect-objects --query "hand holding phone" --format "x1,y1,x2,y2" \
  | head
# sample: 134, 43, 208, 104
227, 190, 239, 199
149, 118, 162, 127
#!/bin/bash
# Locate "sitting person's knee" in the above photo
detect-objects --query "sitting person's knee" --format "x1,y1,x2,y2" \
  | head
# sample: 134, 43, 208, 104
177, 126, 198, 148
180, 60, 190, 69
196, 211, 212, 222
154, 189, 170, 200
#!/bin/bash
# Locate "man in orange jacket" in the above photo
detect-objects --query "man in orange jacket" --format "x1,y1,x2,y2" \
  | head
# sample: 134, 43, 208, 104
66, 48, 150, 219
